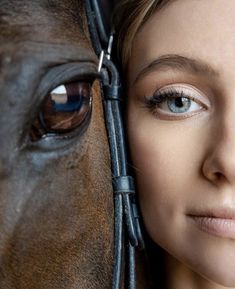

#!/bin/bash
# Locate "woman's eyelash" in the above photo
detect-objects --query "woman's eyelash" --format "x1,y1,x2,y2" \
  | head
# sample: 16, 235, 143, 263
143, 88, 194, 109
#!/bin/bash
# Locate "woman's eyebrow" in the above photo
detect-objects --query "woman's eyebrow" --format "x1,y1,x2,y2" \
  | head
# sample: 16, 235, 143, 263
133, 54, 219, 84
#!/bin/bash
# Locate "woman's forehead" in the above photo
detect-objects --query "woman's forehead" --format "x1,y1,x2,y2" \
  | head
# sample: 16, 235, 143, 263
129, 0, 235, 85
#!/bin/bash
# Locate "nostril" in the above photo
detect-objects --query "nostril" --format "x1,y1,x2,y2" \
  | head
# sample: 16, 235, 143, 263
215, 172, 222, 179
214, 172, 226, 182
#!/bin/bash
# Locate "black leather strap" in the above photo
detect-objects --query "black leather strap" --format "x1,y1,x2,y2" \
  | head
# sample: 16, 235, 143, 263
85, 2, 145, 289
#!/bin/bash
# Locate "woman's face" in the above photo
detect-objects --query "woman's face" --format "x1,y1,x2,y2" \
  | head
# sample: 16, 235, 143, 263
127, 0, 235, 286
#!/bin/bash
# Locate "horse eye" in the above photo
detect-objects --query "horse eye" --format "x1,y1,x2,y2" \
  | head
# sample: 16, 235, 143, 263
30, 82, 92, 141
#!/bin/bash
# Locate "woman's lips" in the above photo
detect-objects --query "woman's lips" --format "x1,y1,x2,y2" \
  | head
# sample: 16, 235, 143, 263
188, 209, 235, 239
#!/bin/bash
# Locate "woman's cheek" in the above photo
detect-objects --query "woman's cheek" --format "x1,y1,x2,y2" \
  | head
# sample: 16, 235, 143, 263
127, 112, 209, 240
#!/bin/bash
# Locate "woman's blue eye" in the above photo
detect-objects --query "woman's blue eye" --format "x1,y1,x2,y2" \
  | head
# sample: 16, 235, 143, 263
144, 87, 205, 116
167, 97, 191, 113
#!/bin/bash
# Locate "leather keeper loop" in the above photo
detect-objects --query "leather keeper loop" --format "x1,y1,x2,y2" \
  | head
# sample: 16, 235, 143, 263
104, 84, 121, 100
113, 176, 135, 194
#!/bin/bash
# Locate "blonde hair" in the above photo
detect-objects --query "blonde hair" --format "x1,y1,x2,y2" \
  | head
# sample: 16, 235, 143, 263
113, 0, 171, 72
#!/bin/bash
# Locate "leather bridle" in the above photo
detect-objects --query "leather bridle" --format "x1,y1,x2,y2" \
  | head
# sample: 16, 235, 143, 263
85, 1, 145, 289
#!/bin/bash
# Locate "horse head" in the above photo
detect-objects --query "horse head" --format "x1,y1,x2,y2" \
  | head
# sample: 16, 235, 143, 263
0, 0, 152, 288
0, 1, 114, 288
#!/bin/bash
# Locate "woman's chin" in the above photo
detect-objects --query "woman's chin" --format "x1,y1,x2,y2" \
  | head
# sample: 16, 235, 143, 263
163, 243, 235, 288
200, 267, 235, 288
187, 256, 235, 288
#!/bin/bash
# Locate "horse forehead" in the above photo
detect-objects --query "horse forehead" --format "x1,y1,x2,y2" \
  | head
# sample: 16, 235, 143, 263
0, 39, 97, 114
0, 0, 86, 26
0, 0, 92, 50
0, 0, 98, 73
0, 0, 98, 108
0, 41, 97, 72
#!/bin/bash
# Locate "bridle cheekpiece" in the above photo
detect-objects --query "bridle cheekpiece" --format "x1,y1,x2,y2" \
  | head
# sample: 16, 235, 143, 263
85, 1, 145, 289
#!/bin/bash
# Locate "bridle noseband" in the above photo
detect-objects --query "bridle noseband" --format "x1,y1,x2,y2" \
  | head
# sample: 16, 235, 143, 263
85, 1, 145, 289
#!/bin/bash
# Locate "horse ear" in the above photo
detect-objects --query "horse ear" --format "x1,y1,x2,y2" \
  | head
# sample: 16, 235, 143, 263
89, 0, 116, 46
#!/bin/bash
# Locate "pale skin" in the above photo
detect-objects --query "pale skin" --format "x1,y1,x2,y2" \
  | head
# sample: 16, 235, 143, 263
126, 0, 235, 288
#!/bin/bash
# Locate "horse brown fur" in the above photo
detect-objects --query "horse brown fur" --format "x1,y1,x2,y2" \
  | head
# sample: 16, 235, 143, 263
0, 1, 114, 288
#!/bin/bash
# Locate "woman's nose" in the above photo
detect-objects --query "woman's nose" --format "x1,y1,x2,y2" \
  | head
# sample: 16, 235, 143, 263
202, 123, 235, 186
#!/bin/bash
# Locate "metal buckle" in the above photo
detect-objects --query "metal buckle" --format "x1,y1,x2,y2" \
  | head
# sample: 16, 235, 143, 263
98, 34, 114, 72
